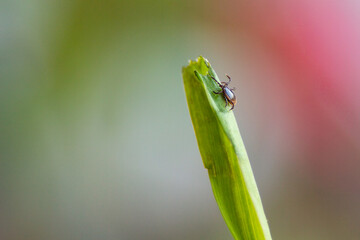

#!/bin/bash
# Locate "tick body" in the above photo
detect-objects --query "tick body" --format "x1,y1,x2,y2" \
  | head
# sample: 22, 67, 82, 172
211, 74, 237, 110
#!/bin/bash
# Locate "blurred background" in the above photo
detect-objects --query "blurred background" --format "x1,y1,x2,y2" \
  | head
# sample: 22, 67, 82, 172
1, 0, 360, 239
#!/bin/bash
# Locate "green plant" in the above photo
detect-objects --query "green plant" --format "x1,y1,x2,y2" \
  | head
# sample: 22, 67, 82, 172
182, 56, 272, 240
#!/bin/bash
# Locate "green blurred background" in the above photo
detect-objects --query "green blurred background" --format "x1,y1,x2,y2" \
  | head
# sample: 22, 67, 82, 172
1, 0, 360, 239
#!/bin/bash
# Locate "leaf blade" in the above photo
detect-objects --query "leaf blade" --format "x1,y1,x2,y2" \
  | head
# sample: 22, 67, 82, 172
183, 56, 271, 240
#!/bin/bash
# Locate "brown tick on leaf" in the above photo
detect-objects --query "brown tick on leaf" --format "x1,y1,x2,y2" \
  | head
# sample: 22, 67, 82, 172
210, 74, 237, 110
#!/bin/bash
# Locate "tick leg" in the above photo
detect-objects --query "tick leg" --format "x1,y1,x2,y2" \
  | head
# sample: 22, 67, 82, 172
225, 98, 228, 107
210, 76, 223, 88
225, 74, 232, 84
230, 102, 234, 110
213, 90, 222, 94
230, 87, 236, 91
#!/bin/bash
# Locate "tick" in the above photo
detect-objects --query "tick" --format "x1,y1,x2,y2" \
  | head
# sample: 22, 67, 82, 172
210, 74, 237, 110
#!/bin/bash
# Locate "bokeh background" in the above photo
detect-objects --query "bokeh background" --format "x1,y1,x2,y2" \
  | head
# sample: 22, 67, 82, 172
1, 0, 360, 239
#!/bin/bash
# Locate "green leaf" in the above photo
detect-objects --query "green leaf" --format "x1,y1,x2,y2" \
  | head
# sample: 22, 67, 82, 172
182, 56, 272, 240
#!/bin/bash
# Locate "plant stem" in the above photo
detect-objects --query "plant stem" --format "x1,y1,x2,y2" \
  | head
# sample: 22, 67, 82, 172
183, 56, 272, 240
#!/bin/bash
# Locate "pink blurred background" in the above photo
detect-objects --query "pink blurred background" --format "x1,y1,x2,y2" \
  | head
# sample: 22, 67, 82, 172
210, 1, 360, 238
